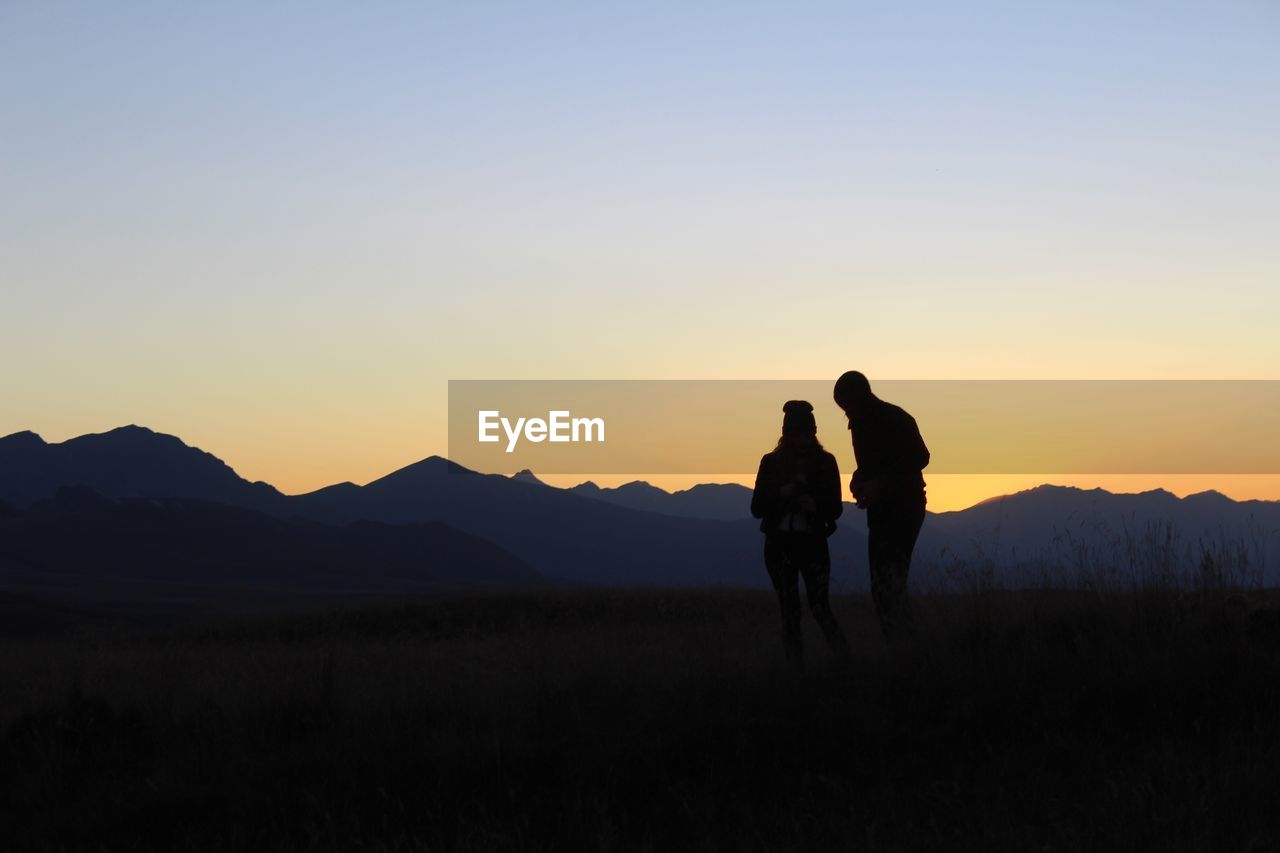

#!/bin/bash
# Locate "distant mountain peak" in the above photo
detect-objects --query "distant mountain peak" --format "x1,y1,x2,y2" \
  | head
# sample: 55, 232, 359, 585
374, 455, 479, 484
423, 455, 475, 470
88, 424, 158, 438
970, 484, 1078, 507
0, 423, 284, 510
64, 424, 186, 451
1135, 487, 1178, 498
511, 469, 547, 486
959, 482, 1258, 516
0, 430, 46, 449
1185, 489, 1231, 503
566, 477, 749, 521
614, 480, 668, 496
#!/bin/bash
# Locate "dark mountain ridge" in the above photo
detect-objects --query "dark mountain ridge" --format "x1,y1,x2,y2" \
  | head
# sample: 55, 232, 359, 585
0, 425, 286, 512
568, 479, 751, 521
291, 456, 844, 586
0, 429, 866, 587
3, 426, 1278, 589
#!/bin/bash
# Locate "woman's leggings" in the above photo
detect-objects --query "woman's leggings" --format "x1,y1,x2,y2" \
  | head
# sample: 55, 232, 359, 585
764, 532, 849, 666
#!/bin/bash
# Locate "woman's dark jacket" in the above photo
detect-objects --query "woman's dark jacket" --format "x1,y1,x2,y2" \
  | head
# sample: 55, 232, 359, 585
750, 447, 843, 536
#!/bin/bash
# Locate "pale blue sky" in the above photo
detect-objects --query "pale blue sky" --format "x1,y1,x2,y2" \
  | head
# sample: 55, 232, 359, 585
2, 2, 1277, 495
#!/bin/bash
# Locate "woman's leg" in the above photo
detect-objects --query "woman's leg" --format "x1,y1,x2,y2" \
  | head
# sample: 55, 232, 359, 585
764, 536, 803, 667
799, 536, 850, 657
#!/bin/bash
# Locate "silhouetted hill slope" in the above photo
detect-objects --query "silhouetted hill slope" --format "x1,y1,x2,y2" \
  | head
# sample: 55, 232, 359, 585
916, 484, 1280, 584
0, 486, 541, 590
294, 457, 861, 586
0, 426, 286, 512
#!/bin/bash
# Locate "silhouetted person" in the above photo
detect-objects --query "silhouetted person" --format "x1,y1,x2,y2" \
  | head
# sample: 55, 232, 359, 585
833, 371, 929, 641
751, 400, 850, 668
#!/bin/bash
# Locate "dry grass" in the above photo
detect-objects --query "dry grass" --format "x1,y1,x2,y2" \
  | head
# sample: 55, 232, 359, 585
2, 586, 1280, 851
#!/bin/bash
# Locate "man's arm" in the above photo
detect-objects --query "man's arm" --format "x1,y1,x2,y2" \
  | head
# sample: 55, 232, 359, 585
907, 414, 929, 471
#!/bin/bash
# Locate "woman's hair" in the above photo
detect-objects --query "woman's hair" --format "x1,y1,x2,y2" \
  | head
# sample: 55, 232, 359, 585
775, 431, 823, 451
774, 400, 823, 451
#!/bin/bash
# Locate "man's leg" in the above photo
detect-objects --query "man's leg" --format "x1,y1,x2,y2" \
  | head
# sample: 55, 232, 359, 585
866, 507, 895, 638
798, 536, 850, 658
867, 502, 926, 640
892, 502, 926, 636
765, 536, 803, 667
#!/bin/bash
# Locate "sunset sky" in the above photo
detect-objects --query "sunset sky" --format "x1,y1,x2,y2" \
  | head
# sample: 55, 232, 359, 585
3, 2, 1278, 511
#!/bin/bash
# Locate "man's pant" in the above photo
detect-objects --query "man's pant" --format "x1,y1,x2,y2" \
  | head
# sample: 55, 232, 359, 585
866, 500, 926, 641
764, 533, 849, 667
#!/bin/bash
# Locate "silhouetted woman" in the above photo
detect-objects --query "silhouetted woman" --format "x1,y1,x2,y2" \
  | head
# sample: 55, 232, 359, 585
751, 400, 849, 668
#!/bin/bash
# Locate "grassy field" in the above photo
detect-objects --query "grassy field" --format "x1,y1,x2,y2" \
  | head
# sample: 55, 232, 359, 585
2, 586, 1280, 851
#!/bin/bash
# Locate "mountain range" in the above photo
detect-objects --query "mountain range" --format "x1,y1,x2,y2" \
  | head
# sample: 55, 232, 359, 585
0, 427, 867, 595
2, 426, 1278, 606
512, 462, 1280, 587
0, 426, 287, 512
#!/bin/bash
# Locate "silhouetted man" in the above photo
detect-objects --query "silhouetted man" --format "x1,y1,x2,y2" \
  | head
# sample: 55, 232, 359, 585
833, 371, 929, 640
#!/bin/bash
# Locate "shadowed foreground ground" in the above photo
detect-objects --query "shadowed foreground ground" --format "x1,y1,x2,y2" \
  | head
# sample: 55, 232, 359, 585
2, 587, 1279, 851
